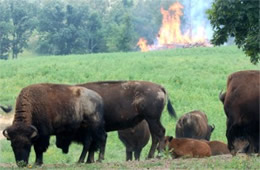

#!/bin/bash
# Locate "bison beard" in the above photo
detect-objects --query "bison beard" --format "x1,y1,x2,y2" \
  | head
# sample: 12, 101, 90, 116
77, 81, 177, 161
3, 83, 106, 167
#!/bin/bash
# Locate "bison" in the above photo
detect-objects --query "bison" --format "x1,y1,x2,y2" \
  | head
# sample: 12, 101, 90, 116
175, 110, 215, 141
219, 70, 259, 155
204, 140, 230, 155
0, 105, 12, 113
77, 81, 177, 161
3, 83, 106, 167
160, 136, 211, 158
118, 120, 150, 161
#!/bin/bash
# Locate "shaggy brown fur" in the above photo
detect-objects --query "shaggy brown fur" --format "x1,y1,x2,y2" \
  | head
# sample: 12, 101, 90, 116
118, 120, 150, 161
77, 81, 177, 161
3, 83, 106, 167
175, 110, 215, 141
219, 70, 259, 154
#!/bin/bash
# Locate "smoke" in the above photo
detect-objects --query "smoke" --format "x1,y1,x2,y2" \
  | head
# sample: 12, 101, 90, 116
181, 0, 213, 40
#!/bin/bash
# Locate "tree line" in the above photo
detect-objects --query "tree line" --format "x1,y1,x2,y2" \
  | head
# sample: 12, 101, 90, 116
0, 0, 176, 59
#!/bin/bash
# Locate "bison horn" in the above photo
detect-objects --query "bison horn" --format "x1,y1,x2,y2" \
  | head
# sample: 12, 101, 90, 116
3, 129, 10, 140
211, 124, 215, 132
219, 90, 225, 103
30, 125, 38, 139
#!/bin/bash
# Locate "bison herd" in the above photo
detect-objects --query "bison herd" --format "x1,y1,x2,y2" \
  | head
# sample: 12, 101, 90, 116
2, 70, 259, 167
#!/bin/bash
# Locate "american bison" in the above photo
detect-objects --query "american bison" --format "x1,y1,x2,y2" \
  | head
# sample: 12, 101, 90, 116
175, 110, 215, 141
118, 120, 150, 161
160, 136, 211, 158
3, 83, 106, 167
0, 105, 12, 113
204, 140, 230, 155
219, 70, 259, 155
77, 81, 177, 161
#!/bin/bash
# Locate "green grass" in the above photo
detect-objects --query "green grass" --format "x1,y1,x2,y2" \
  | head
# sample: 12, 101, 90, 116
0, 45, 259, 169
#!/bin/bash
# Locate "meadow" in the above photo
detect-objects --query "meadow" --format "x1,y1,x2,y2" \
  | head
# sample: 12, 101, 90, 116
0, 46, 259, 169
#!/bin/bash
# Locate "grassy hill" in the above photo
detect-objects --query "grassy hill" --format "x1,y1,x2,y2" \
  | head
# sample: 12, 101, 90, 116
0, 46, 259, 169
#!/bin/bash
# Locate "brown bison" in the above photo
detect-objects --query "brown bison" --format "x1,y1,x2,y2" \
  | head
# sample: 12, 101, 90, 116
77, 81, 177, 161
204, 140, 230, 155
175, 110, 215, 141
219, 70, 259, 155
0, 105, 12, 113
3, 83, 106, 167
118, 120, 150, 161
160, 136, 211, 158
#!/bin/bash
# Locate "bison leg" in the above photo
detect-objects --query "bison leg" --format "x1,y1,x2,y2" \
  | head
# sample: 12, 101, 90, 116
146, 119, 165, 158
134, 149, 142, 161
78, 136, 92, 163
97, 136, 107, 162
86, 150, 95, 163
33, 136, 50, 166
126, 150, 133, 161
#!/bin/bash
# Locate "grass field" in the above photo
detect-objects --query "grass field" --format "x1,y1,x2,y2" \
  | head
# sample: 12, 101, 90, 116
0, 46, 259, 169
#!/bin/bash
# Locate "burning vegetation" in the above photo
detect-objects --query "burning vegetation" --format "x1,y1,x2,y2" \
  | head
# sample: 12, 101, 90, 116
137, 1, 211, 52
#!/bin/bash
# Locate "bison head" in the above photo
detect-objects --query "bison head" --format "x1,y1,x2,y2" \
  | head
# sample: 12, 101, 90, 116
3, 124, 38, 167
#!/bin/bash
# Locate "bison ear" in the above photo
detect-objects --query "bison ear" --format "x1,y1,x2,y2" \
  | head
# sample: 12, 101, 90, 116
168, 136, 173, 142
30, 125, 38, 139
3, 129, 10, 140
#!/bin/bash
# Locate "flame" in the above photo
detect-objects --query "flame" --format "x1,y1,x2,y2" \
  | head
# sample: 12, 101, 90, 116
137, 37, 149, 52
137, 1, 210, 52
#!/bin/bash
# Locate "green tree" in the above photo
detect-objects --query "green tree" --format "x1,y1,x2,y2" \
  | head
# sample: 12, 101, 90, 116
207, 0, 259, 64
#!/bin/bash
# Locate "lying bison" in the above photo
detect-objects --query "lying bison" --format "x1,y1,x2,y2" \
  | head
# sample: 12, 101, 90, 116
175, 110, 215, 141
77, 81, 177, 161
3, 83, 106, 167
160, 136, 211, 158
118, 120, 150, 161
0, 105, 12, 113
219, 70, 259, 155
204, 140, 230, 156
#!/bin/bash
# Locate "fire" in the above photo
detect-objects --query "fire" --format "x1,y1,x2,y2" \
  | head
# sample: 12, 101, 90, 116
137, 1, 210, 52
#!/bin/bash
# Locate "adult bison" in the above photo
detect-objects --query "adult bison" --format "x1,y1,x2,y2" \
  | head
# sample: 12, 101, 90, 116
77, 81, 176, 161
219, 70, 259, 155
3, 83, 106, 167
175, 110, 215, 141
0, 105, 12, 113
118, 120, 150, 161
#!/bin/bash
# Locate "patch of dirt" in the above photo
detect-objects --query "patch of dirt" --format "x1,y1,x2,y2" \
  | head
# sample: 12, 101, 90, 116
0, 113, 14, 140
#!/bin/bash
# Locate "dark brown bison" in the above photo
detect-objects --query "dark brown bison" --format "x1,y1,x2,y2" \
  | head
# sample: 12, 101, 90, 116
204, 140, 230, 155
219, 70, 259, 155
175, 110, 215, 141
118, 120, 150, 161
77, 81, 177, 161
160, 136, 211, 158
0, 105, 12, 113
3, 83, 106, 167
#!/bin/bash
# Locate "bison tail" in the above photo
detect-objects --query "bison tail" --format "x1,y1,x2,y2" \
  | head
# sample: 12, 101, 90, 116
0, 105, 12, 113
167, 98, 177, 118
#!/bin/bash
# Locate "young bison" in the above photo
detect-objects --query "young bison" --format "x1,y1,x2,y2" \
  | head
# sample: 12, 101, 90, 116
160, 136, 211, 158
118, 120, 150, 161
204, 140, 230, 155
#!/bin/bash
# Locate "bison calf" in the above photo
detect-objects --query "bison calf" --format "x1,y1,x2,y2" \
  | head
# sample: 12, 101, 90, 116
161, 136, 211, 158
118, 120, 150, 161
3, 83, 106, 167
175, 110, 215, 141
204, 140, 230, 155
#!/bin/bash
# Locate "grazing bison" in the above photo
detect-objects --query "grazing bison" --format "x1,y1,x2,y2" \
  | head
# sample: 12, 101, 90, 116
219, 70, 259, 155
118, 120, 150, 161
204, 140, 230, 155
175, 110, 215, 141
3, 83, 106, 167
0, 105, 12, 113
77, 81, 177, 161
160, 136, 211, 158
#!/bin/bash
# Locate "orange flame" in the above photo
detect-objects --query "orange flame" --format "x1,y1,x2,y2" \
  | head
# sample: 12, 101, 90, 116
137, 1, 210, 52
137, 38, 149, 52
